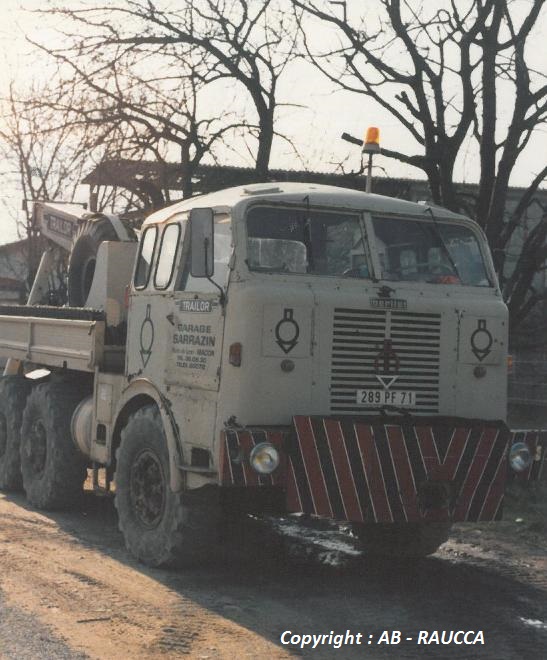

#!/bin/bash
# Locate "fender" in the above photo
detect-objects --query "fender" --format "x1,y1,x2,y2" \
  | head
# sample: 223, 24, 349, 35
114, 378, 184, 491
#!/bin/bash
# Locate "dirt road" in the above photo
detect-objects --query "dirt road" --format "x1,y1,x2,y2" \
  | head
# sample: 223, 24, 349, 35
0, 489, 545, 660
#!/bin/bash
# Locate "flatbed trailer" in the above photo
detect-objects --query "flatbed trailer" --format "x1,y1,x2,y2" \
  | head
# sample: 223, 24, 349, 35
0, 306, 105, 372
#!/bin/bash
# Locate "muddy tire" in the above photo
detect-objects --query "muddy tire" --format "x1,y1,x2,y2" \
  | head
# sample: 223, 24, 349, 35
0, 377, 31, 491
115, 406, 219, 567
354, 522, 451, 558
20, 383, 88, 509
68, 216, 119, 307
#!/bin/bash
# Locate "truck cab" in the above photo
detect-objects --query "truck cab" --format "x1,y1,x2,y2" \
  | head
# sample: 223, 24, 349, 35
1, 182, 524, 567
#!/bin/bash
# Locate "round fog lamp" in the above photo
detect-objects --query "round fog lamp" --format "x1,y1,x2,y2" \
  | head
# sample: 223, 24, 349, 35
509, 442, 532, 472
249, 442, 280, 475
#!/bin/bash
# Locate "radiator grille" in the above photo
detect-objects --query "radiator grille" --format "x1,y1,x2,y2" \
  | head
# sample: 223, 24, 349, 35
330, 308, 441, 414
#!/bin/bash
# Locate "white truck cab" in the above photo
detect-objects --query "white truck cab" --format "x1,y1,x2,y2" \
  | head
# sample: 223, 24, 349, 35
133, 182, 506, 445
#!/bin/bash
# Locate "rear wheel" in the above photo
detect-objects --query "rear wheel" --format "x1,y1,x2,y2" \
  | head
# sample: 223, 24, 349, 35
115, 406, 219, 567
68, 216, 119, 307
0, 376, 31, 491
354, 522, 451, 558
20, 383, 88, 509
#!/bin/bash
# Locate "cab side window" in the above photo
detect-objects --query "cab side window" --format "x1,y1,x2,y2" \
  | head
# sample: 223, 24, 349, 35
154, 223, 181, 289
134, 226, 158, 289
178, 215, 232, 292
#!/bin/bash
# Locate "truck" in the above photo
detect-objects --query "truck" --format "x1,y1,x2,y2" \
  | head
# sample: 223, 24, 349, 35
0, 183, 544, 567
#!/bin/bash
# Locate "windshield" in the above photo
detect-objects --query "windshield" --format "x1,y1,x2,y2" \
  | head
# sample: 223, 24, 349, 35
372, 216, 491, 286
246, 206, 370, 278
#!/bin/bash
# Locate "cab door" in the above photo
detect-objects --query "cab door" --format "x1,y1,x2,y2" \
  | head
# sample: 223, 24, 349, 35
126, 222, 167, 381
165, 211, 232, 392
126, 211, 231, 393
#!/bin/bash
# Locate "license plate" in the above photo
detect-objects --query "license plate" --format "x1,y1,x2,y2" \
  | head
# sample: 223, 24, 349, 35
356, 389, 416, 407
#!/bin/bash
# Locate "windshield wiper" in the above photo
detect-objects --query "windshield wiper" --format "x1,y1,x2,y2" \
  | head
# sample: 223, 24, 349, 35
424, 207, 462, 283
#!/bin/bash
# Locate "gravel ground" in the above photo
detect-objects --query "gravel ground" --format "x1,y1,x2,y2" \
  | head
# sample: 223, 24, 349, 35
0, 483, 545, 660
0, 594, 87, 659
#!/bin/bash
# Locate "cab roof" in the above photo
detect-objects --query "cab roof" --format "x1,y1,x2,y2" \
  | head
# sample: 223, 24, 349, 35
141, 181, 469, 226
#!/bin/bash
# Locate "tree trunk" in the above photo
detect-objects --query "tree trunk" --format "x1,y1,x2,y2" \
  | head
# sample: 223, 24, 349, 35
255, 110, 274, 182
180, 142, 194, 199
438, 150, 459, 213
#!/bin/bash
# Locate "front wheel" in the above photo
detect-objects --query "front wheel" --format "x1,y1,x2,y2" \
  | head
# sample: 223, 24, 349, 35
354, 522, 452, 558
114, 406, 219, 567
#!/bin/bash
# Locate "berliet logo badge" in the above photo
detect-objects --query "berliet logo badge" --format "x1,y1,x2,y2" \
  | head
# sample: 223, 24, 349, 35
374, 339, 400, 373
374, 339, 400, 389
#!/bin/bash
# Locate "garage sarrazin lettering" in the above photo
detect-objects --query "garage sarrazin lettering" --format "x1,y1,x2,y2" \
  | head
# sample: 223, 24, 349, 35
174, 333, 216, 346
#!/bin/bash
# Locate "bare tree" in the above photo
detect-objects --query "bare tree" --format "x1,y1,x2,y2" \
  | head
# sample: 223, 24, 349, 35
33, 47, 247, 200
295, 0, 547, 330
33, 0, 301, 184
0, 81, 140, 296
0, 82, 90, 290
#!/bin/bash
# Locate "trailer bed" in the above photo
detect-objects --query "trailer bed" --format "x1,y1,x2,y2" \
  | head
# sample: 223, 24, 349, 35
0, 305, 109, 372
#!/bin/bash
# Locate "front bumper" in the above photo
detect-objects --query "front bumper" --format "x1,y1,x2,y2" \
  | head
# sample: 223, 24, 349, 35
220, 417, 545, 524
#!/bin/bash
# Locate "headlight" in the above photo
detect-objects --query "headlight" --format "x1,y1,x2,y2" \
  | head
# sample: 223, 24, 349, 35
249, 443, 280, 474
509, 442, 532, 472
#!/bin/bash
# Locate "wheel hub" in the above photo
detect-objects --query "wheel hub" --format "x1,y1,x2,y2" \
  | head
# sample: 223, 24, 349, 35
130, 449, 166, 529
0, 413, 7, 458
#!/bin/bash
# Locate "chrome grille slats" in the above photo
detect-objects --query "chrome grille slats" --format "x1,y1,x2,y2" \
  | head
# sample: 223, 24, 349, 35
330, 308, 441, 414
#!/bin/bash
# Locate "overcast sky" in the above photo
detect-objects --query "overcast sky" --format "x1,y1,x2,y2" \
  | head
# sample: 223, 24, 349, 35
1, 0, 546, 244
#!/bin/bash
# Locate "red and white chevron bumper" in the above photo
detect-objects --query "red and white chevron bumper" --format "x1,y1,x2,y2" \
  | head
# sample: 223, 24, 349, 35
220, 417, 546, 523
